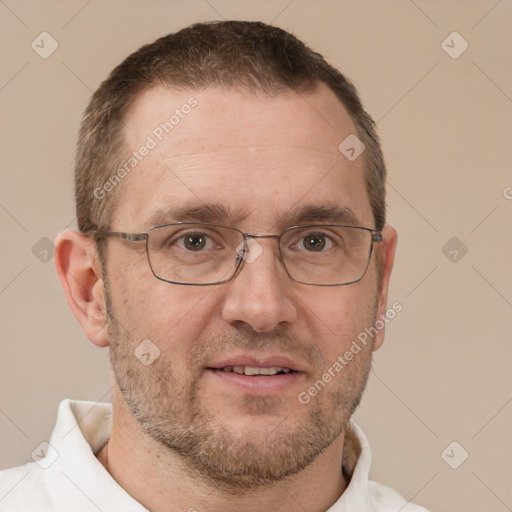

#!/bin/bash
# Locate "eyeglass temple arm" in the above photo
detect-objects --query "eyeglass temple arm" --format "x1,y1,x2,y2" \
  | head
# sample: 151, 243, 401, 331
372, 232, 383, 243
89, 231, 148, 242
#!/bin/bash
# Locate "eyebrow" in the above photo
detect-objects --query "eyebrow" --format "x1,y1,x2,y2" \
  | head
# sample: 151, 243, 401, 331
280, 204, 361, 227
146, 203, 362, 230
147, 204, 247, 227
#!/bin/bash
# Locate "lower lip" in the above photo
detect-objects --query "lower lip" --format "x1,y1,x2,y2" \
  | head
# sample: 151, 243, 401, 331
206, 369, 304, 395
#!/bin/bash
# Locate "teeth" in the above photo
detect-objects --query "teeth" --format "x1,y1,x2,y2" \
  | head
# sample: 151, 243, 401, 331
220, 366, 291, 376
258, 367, 283, 376
244, 366, 261, 376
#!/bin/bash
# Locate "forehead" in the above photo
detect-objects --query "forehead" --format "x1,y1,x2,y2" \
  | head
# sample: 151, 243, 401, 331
113, 84, 373, 231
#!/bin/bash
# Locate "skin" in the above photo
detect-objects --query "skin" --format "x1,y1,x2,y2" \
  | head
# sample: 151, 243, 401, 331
55, 83, 397, 512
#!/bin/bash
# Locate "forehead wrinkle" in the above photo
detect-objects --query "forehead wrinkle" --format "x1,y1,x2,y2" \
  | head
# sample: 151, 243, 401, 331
159, 151, 339, 177
164, 144, 335, 158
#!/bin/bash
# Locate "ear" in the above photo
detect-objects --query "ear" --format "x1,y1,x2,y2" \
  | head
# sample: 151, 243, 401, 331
54, 230, 109, 348
372, 225, 398, 352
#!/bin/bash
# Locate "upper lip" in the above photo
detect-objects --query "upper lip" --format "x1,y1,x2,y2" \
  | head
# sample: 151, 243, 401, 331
207, 354, 303, 372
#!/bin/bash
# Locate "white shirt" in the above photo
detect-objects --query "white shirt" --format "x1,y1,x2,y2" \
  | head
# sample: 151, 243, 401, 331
0, 400, 430, 511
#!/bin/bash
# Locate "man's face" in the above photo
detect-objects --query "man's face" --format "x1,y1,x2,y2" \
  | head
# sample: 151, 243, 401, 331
102, 84, 389, 488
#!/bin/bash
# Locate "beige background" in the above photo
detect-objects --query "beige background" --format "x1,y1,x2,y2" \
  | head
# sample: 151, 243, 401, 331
1, 1, 511, 511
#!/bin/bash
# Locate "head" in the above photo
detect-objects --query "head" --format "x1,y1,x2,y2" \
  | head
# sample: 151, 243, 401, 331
56, 21, 397, 490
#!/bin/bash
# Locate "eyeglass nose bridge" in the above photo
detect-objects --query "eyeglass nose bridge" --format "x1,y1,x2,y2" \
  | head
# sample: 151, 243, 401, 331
235, 232, 284, 268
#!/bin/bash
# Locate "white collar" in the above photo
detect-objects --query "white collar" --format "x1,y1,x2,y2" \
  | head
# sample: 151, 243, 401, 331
44, 399, 147, 511
41, 399, 417, 512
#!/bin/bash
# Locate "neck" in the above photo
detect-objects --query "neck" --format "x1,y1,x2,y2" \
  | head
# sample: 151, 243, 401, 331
97, 392, 348, 512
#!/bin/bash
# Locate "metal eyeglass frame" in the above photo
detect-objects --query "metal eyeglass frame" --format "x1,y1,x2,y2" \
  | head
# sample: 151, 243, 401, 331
88, 222, 383, 287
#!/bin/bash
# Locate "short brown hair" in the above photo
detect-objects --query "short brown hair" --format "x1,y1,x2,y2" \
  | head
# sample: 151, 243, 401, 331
75, 21, 387, 236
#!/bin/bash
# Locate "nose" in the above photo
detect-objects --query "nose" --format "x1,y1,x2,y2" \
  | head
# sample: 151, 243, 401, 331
220, 237, 298, 333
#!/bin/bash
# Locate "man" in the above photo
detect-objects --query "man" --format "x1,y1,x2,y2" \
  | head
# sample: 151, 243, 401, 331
0, 21, 430, 511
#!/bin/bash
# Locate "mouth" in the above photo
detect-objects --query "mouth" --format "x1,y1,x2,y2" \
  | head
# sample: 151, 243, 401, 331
210, 365, 295, 376
204, 356, 304, 395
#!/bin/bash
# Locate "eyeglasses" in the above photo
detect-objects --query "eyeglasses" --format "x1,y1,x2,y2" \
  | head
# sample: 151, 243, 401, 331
89, 222, 382, 286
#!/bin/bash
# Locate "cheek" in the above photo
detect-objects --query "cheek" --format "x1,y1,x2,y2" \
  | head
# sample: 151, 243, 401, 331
303, 282, 379, 359
110, 270, 221, 355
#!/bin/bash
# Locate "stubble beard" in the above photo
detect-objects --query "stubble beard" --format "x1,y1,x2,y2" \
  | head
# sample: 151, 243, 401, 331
105, 293, 376, 492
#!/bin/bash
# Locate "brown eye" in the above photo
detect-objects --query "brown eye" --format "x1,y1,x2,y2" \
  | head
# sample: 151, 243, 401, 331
302, 234, 327, 251
183, 233, 208, 251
